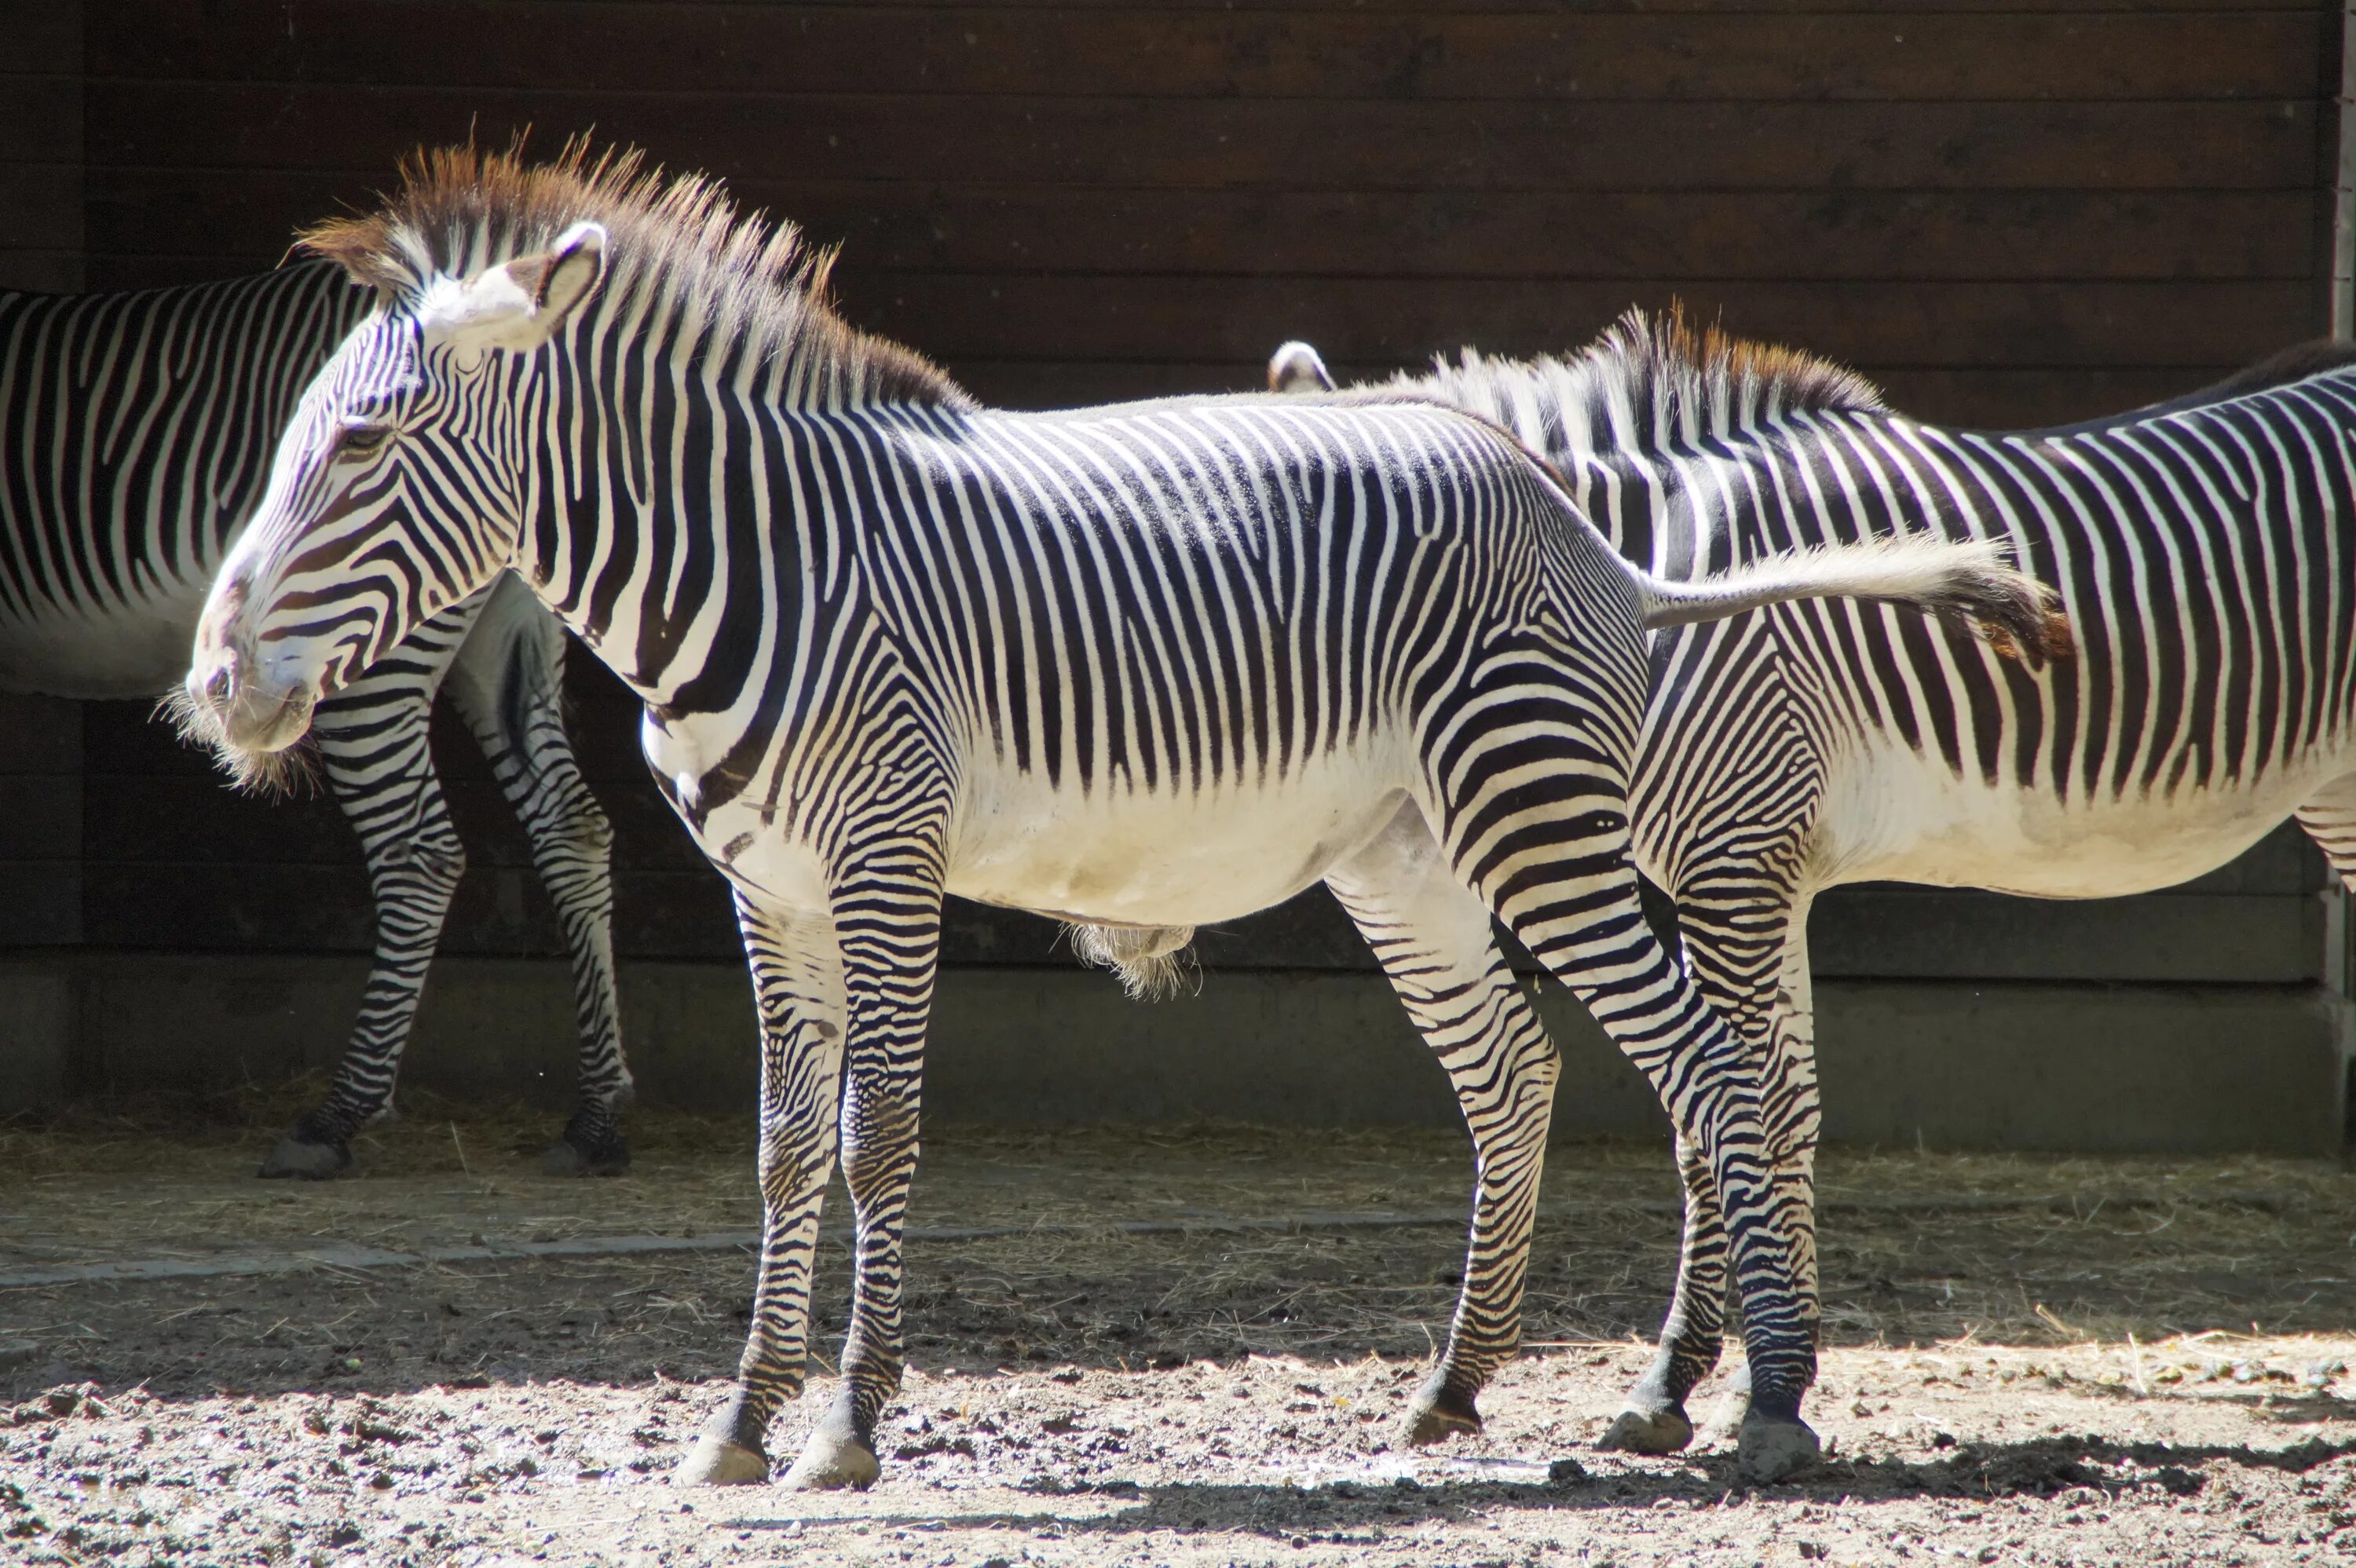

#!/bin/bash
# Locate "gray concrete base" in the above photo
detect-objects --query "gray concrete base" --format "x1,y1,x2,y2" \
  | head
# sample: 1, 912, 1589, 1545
3, 953, 2347, 1154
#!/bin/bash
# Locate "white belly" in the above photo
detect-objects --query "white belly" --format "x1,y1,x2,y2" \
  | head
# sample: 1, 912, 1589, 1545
945, 747, 1411, 927
0, 584, 211, 701
1818, 737, 2351, 897
654, 707, 1415, 924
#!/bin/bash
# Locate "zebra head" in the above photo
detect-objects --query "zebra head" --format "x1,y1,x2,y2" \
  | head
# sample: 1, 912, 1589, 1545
181, 221, 607, 778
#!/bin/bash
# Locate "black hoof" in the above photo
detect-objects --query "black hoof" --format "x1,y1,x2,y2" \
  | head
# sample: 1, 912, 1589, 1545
258, 1128, 353, 1179
1403, 1372, 1481, 1446
547, 1111, 630, 1177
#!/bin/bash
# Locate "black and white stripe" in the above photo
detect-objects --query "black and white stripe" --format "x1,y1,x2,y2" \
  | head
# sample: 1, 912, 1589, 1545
1308, 315, 2356, 1450
0, 262, 630, 1175
179, 147, 2062, 1486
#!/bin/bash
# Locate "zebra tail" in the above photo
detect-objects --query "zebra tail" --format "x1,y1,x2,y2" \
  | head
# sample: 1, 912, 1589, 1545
1633, 535, 2074, 667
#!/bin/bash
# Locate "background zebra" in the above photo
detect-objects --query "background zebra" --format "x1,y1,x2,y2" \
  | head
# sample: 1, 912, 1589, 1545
174, 144, 2062, 1487
1273, 318, 2356, 1452
0, 263, 630, 1177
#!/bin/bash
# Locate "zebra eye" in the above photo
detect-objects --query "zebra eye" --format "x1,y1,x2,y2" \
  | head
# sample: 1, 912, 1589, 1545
336, 424, 393, 459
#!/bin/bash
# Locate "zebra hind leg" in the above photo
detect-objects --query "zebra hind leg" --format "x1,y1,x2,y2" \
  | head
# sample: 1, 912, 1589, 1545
262, 649, 470, 1178
441, 579, 631, 1175
1416, 728, 1818, 1476
1325, 800, 1560, 1444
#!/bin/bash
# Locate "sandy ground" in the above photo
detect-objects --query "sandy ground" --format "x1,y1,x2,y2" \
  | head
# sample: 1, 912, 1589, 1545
3, 1100, 2354, 1566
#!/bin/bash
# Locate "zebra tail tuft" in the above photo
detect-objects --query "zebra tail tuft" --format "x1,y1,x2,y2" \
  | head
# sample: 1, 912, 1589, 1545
1067, 922, 1202, 1002
1636, 535, 2074, 668
155, 687, 324, 799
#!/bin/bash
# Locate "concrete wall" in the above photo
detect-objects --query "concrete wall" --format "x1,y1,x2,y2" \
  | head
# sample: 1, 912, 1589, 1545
5, 952, 2345, 1155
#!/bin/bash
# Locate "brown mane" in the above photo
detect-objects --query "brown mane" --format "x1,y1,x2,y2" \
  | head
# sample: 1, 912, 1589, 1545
302, 137, 969, 410
1595, 303, 1888, 429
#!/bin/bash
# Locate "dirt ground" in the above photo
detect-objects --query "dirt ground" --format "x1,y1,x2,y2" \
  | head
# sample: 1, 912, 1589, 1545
4, 1094, 2355, 1566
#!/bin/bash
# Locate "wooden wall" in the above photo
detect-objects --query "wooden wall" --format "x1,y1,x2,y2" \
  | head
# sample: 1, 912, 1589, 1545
14, 0, 2351, 985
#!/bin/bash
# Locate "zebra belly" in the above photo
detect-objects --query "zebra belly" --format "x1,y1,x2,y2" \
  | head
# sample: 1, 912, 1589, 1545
0, 587, 210, 700
1819, 740, 2353, 898
944, 755, 1412, 928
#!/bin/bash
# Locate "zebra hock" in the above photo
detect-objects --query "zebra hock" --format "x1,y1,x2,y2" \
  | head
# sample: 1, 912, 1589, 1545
177, 143, 2061, 1487
1271, 318, 2352, 1457
0, 264, 629, 1179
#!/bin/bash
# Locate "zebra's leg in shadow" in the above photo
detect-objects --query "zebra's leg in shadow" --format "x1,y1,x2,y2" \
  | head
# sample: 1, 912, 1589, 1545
259, 628, 476, 1178
441, 576, 631, 1175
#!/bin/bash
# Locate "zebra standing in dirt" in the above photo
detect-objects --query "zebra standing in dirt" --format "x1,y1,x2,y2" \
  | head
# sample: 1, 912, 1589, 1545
1273, 319, 2356, 1451
0, 261, 630, 1176
174, 144, 2062, 1487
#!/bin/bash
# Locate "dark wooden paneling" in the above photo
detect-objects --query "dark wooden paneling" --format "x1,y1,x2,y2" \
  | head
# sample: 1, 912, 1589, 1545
92, 6, 2321, 103
841, 275, 2316, 369
0, 77, 81, 167
84, 89, 2319, 194
87, 172, 2323, 283
47, 1, 2345, 998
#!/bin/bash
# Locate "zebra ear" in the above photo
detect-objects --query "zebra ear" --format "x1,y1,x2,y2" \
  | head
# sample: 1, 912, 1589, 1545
1268, 340, 1334, 394
420, 221, 606, 364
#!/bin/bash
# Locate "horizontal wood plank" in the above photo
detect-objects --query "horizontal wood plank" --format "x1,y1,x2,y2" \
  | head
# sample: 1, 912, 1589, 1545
836, 274, 2320, 369
0, 165, 86, 258
86, 171, 2322, 283
0, 79, 82, 167
90, 6, 2322, 103
85, 88, 2321, 193
0, 2, 79, 75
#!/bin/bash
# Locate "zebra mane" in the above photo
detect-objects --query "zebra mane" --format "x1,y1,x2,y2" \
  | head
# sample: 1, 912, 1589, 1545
301, 137, 971, 411
1399, 305, 1886, 461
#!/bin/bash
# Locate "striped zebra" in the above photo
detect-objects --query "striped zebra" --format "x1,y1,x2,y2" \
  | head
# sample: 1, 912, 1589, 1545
172, 144, 2062, 1487
0, 262, 629, 1177
1272, 318, 2356, 1452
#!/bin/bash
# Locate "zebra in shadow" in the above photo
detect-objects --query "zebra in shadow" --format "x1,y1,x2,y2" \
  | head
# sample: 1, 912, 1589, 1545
1269, 318, 2356, 1453
174, 143, 2064, 1487
0, 262, 629, 1177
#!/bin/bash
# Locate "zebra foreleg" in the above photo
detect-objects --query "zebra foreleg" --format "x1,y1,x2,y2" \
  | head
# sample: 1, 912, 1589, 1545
261, 662, 467, 1179
1598, 1128, 1723, 1453
769, 821, 947, 1492
679, 896, 847, 1486
442, 580, 631, 1175
1326, 799, 1561, 1444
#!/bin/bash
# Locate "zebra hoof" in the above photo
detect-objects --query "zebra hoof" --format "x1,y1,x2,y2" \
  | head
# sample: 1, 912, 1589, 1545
1597, 1404, 1694, 1455
547, 1108, 631, 1176
1736, 1412, 1821, 1483
782, 1431, 880, 1491
677, 1432, 770, 1486
258, 1135, 353, 1181
1402, 1373, 1481, 1446
540, 1135, 630, 1178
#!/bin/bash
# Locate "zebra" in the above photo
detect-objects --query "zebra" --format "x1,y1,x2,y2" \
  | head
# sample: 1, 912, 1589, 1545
171, 144, 2063, 1488
0, 261, 630, 1177
1268, 317, 2356, 1453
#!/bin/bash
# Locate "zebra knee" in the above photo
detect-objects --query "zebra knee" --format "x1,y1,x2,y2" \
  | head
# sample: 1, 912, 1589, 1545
373, 832, 468, 905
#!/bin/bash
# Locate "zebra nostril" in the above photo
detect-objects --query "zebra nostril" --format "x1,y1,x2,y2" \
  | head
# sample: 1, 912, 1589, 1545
203, 664, 233, 705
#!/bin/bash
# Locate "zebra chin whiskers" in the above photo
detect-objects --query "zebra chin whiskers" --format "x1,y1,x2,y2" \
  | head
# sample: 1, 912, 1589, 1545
1066, 922, 1202, 1001
156, 685, 323, 799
